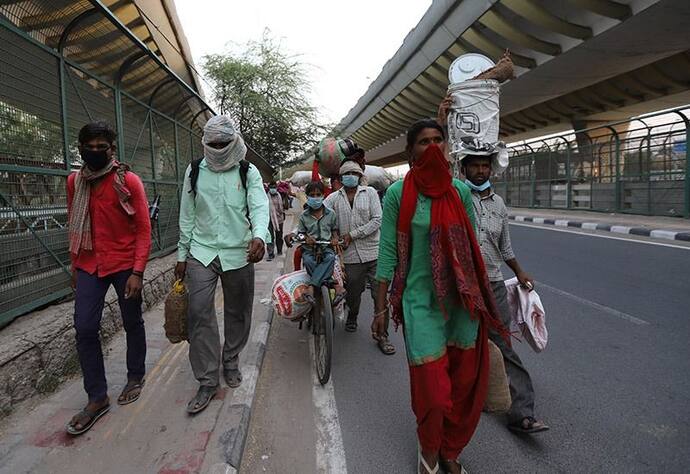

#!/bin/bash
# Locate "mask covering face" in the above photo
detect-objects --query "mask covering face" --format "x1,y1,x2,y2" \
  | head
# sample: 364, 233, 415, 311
81, 148, 110, 171
465, 178, 492, 192
269, 188, 278, 195
307, 196, 323, 210
341, 175, 359, 188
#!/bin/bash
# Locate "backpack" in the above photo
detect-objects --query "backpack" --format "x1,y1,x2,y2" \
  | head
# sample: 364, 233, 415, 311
188, 158, 253, 222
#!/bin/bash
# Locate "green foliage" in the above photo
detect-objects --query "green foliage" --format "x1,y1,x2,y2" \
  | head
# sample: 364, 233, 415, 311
202, 30, 330, 168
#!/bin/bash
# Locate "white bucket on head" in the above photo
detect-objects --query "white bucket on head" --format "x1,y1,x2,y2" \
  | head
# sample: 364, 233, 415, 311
447, 79, 500, 157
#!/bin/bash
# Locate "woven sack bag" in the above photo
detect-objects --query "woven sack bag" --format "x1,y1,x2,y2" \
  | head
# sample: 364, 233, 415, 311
164, 279, 188, 344
484, 339, 511, 413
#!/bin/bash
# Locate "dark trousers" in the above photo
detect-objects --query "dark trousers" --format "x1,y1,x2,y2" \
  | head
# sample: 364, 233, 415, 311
301, 247, 335, 287
344, 260, 377, 322
489, 280, 536, 423
74, 269, 146, 402
267, 222, 283, 257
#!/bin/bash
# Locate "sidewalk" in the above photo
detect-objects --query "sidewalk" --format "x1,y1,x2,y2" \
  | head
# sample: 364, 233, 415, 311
0, 246, 288, 474
508, 207, 690, 241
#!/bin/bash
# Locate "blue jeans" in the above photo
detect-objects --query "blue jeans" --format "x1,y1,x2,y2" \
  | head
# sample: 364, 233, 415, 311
301, 247, 335, 287
74, 269, 146, 402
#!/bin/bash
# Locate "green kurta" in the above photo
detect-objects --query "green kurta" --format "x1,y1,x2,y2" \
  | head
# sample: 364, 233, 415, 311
376, 178, 479, 366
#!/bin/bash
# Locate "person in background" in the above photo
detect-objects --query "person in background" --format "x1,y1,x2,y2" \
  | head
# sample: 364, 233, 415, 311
66, 121, 151, 435
324, 160, 395, 355
175, 115, 268, 414
461, 153, 549, 435
267, 181, 285, 262
373, 119, 507, 473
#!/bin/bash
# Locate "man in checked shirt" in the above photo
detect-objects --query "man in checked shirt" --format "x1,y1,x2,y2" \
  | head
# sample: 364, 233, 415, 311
462, 153, 549, 435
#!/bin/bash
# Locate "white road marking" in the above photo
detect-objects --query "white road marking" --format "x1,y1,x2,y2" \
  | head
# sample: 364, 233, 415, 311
515, 216, 525, 222
581, 222, 598, 230
555, 219, 569, 227
532, 217, 545, 224
510, 222, 690, 251
309, 337, 348, 474
536, 282, 650, 326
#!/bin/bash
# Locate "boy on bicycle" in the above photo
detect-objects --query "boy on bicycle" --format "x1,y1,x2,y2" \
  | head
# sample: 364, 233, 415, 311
287, 181, 341, 303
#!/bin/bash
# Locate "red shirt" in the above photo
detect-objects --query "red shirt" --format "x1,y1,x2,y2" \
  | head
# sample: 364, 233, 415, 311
67, 170, 152, 277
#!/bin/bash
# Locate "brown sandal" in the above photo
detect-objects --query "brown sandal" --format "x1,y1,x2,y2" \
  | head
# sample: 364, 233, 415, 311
376, 336, 396, 355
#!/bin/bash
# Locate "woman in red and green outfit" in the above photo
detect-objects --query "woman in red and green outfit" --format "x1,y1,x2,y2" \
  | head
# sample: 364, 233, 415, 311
372, 120, 507, 473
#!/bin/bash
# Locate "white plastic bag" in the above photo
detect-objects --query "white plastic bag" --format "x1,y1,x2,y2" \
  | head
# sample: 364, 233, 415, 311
505, 277, 548, 352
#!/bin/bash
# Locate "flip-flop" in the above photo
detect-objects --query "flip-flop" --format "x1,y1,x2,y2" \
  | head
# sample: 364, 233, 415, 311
66, 403, 111, 436
117, 379, 145, 405
186, 386, 217, 415
508, 416, 550, 434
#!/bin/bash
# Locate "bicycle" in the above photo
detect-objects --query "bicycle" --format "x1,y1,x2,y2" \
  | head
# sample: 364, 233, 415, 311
289, 233, 344, 385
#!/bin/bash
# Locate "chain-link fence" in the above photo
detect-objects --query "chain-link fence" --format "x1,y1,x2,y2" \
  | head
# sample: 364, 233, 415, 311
0, 2, 213, 327
495, 108, 690, 219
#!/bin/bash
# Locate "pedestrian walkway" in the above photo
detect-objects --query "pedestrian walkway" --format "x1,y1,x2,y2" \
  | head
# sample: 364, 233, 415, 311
0, 252, 287, 474
509, 207, 690, 241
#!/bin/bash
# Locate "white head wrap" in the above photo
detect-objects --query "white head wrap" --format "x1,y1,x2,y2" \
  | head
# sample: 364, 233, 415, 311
202, 115, 247, 172
339, 160, 364, 176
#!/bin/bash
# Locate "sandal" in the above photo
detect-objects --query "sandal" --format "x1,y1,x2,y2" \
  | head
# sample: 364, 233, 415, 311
117, 379, 144, 405
66, 402, 111, 436
508, 416, 549, 434
376, 336, 396, 355
440, 459, 468, 474
418, 443, 439, 474
224, 368, 243, 388
186, 385, 217, 414
345, 319, 357, 332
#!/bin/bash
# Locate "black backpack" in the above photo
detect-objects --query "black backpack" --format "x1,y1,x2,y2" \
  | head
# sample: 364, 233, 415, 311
189, 158, 251, 195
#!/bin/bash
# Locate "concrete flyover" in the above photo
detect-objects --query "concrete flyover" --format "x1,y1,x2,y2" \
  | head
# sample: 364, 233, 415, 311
328, 0, 690, 168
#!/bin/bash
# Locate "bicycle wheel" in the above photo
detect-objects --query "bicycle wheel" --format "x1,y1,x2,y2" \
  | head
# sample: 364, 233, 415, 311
313, 285, 334, 385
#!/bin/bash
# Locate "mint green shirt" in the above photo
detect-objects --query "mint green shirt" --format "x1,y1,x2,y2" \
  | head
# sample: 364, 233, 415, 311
177, 159, 269, 271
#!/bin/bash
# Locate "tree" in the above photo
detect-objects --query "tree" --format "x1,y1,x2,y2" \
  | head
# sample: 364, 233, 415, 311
202, 31, 329, 169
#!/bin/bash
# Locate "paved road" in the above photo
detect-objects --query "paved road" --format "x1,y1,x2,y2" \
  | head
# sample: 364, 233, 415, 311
243, 223, 690, 473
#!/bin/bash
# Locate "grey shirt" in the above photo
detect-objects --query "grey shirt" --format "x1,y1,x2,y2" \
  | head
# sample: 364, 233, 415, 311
470, 190, 515, 282
324, 186, 381, 264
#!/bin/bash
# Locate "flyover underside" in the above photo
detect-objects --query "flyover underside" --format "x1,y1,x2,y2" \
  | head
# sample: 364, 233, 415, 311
334, 0, 690, 168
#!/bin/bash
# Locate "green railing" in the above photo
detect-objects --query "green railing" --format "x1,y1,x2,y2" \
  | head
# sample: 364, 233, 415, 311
0, 15, 205, 327
495, 107, 690, 218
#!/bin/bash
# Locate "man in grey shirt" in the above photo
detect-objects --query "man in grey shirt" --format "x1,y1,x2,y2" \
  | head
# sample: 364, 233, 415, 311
324, 160, 395, 355
462, 153, 549, 434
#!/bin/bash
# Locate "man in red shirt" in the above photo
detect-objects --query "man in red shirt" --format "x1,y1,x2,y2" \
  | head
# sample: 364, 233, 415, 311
65, 122, 152, 435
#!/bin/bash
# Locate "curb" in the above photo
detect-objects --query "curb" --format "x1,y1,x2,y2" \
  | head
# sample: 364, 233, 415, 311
509, 215, 690, 242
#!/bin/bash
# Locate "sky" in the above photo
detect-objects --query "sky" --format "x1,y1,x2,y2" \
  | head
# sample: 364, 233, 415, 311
174, 0, 431, 126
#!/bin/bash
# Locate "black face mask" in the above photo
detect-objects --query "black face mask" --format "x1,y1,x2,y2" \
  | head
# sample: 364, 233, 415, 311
81, 149, 110, 171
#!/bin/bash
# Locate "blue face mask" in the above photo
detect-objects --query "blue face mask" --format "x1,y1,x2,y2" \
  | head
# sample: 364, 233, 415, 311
341, 175, 359, 188
269, 188, 278, 195
465, 178, 492, 192
307, 196, 323, 210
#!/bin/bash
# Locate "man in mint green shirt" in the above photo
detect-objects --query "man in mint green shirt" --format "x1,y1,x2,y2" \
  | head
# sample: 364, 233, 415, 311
174, 116, 269, 414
